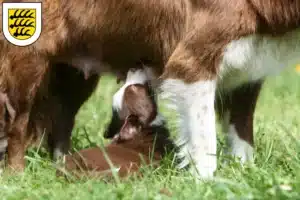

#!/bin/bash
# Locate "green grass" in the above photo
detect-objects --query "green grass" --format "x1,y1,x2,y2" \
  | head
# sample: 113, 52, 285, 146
1, 69, 300, 200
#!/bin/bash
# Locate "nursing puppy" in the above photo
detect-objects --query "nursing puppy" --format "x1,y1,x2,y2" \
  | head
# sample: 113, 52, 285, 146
61, 82, 173, 178
105, 69, 163, 139
1, 0, 300, 179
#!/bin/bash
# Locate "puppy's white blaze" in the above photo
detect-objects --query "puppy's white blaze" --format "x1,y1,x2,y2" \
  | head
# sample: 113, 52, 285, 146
113, 69, 148, 112
227, 125, 254, 163
161, 79, 217, 179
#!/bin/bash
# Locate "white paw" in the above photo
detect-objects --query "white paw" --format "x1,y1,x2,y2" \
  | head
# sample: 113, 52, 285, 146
176, 142, 217, 180
192, 152, 217, 180
229, 144, 253, 164
189, 164, 215, 181
226, 125, 254, 163
53, 148, 64, 160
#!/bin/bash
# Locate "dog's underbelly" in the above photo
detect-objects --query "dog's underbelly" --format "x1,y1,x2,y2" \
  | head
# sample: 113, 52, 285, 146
218, 29, 300, 91
60, 28, 300, 91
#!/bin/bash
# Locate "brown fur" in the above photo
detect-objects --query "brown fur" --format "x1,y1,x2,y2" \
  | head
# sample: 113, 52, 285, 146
0, 0, 299, 171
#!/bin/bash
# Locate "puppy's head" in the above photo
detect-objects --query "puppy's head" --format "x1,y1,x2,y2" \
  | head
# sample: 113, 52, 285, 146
0, 92, 16, 159
105, 83, 157, 139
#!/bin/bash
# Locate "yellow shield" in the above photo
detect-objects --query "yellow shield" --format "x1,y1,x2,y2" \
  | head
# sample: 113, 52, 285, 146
2, 2, 42, 46
8, 9, 36, 40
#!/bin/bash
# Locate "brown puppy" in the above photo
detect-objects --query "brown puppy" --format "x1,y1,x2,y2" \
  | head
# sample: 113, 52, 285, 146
105, 69, 161, 139
61, 83, 173, 178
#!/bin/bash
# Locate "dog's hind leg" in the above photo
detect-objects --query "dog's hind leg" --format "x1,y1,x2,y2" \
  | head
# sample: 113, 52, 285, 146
46, 63, 99, 161
216, 81, 263, 163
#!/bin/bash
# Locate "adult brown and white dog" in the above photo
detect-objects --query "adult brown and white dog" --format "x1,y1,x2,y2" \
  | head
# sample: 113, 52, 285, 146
0, 0, 299, 179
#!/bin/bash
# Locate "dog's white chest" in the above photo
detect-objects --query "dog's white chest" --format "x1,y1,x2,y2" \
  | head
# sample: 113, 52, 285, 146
219, 29, 300, 90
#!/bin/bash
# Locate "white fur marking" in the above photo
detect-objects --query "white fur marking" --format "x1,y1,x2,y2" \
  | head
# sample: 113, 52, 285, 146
227, 125, 253, 163
219, 30, 300, 90
161, 79, 217, 179
113, 69, 148, 113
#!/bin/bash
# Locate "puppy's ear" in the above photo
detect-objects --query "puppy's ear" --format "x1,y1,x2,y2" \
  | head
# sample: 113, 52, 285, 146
118, 115, 141, 141
123, 84, 156, 126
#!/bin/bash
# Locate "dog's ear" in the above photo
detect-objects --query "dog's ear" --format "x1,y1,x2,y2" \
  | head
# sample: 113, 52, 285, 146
117, 115, 141, 141
123, 84, 156, 126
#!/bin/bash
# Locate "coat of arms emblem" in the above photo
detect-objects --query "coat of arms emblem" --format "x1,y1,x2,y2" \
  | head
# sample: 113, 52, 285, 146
2, 2, 42, 46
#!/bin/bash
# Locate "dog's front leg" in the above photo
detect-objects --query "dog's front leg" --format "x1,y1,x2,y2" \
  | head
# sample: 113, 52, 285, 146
7, 111, 30, 171
216, 81, 263, 163
5, 56, 47, 172
161, 47, 218, 179
159, 20, 230, 178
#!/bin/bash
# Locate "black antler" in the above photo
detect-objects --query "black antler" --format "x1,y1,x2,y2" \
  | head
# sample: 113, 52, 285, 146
13, 27, 32, 37
9, 9, 19, 20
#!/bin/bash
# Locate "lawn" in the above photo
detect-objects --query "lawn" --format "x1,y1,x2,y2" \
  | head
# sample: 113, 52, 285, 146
0, 68, 299, 200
